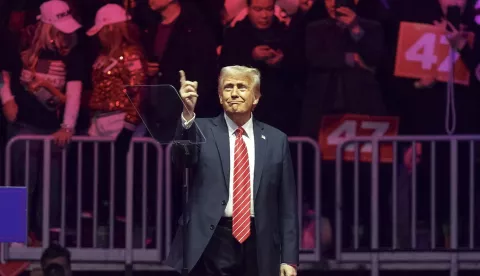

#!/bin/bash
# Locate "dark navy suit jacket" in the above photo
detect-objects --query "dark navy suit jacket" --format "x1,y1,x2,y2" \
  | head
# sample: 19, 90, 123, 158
165, 114, 299, 276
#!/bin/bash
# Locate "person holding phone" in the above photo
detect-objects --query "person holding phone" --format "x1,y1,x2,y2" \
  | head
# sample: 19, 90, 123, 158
219, 0, 300, 136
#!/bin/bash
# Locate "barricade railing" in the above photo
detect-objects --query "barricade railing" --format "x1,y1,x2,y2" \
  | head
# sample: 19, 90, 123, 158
1, 135, 165, 270
1, 135, 324, 270
164, 137, 323, 263
335, 135, 480, 275
9, 133, 480, 273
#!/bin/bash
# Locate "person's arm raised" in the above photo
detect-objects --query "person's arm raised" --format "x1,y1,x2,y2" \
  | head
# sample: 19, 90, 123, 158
179, 70, 198, 124
172, 70, 202, 167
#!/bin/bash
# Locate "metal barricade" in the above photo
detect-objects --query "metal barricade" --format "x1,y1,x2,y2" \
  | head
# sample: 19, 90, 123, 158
1, 135, 166, 270
2, 134, 324, 270
335, 135, 480, 275
164, 137, 323, 263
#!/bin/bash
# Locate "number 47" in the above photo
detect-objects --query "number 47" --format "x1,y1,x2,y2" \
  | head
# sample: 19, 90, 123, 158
327, 120, 389, 153
405, 32, 460, 72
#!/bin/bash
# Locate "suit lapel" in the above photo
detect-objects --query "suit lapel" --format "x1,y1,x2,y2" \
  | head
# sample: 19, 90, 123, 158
253, 119, 266, 200
211, 115, 230, 189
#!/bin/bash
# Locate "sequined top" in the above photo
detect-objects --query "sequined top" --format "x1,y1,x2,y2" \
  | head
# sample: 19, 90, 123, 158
89, 44, 146, 126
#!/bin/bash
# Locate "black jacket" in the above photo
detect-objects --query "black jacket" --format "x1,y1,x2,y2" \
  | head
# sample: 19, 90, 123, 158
300, 17, 387, 138
138, 3, 220, 141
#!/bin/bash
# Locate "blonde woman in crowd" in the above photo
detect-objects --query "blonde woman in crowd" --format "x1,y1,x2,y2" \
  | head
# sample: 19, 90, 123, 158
86, 3, 146, 225
1, 0, 84, 242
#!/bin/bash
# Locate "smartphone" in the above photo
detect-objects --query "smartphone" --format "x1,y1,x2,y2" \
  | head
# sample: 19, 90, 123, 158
446, 5, 461, 31
336, 0, 356, 16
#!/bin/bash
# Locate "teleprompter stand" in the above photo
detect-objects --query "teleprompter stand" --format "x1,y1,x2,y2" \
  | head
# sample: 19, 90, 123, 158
173, 140, 193, 276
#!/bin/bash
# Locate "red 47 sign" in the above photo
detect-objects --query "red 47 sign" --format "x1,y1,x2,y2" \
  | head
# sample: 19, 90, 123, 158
319, 114, 399, 163
394, 22, 474, 86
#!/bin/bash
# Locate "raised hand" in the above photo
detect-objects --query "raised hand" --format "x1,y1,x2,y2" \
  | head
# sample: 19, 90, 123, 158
434, 19, 468, 50
336, 7, 358, 28
179, 70, 198, 121
445, 21, 468, 50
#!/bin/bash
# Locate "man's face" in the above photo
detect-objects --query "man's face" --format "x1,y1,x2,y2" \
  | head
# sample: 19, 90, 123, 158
219, 76, 260, 115
324, 0, 336, 18
149, 0, 173, 11
248, 0, 275, 29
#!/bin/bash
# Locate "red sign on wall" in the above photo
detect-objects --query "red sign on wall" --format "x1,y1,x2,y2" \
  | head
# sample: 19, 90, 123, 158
319, 114, 399, 163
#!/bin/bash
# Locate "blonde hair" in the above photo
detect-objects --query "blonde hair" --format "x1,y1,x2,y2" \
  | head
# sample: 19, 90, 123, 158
21, 22, 72, 69
218, 66, 261, 96
98, 22, 140, 58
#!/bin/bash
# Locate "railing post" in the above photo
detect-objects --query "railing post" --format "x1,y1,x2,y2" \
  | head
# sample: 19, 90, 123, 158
289, 137, 323, 262
165, 143, 173, 258
294, 141, 303, 258
125, 145, 134, 269
156, 144, 164, 260
335, 142, 344, 261
313, 139, 322, 261
42, 139, 52, 248
370, 140, 380, 276
450, 140, 458, 276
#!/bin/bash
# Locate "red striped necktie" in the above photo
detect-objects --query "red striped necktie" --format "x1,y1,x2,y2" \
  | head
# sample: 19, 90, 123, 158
232, 127, 251, 243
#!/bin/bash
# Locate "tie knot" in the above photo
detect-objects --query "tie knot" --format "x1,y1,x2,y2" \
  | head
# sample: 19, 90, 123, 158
235, 127, 245, 138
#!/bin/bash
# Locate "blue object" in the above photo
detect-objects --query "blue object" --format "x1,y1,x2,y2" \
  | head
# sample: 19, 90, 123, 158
0, 187, 28, 243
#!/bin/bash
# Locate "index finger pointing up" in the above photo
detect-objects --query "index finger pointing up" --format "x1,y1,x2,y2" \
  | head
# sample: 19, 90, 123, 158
179, 70, 186, 85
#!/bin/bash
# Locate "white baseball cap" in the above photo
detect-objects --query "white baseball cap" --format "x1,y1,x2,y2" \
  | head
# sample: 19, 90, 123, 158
37, 0, 81, 34
86, 4, 131, 36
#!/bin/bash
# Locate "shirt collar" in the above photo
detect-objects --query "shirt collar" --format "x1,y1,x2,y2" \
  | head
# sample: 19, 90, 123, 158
224, 112, 254, 138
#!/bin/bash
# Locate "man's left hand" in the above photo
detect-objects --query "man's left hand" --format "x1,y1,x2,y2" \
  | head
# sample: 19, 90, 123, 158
280, 264, 297, 276
336, 7, 358, 28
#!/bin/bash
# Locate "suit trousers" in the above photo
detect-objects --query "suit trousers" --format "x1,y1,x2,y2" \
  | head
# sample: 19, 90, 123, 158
191, 217, 259, 276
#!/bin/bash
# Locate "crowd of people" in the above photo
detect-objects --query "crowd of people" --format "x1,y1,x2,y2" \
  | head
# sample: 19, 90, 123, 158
0, 0, 480, 255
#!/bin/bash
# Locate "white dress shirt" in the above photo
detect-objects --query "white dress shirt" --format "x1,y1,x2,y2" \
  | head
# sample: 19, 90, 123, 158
182, 112, 256, 217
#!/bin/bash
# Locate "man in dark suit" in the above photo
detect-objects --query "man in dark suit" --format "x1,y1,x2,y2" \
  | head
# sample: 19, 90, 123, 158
165, 66, 299, 276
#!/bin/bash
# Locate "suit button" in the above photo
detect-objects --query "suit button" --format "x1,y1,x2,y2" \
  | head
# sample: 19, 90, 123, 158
210, 225, 214, 230
221, 200, 226, 205
157, 72, 163, 77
